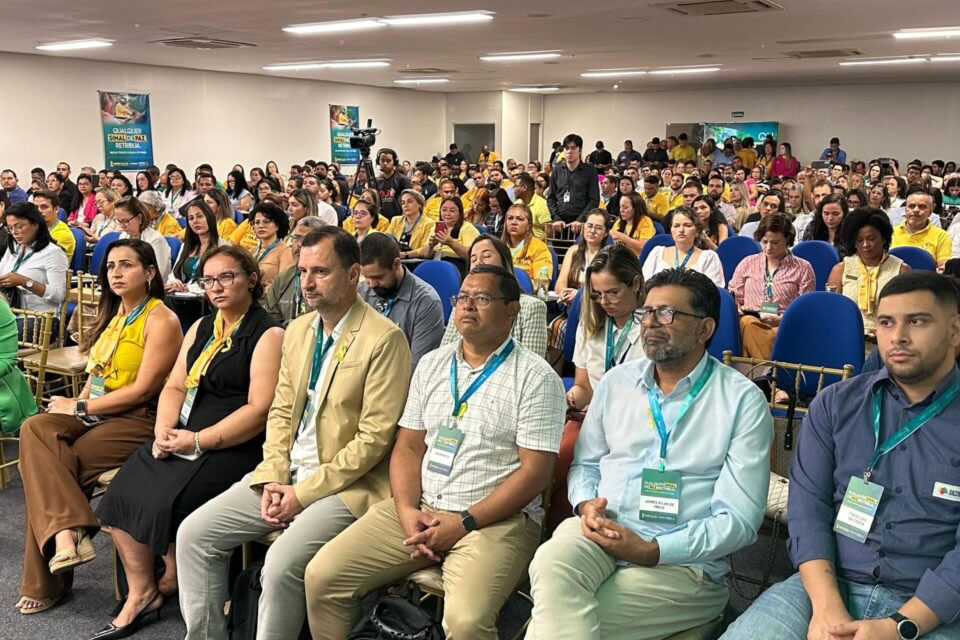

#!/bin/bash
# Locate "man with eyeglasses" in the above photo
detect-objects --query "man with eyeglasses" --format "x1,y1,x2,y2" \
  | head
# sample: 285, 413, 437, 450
263, 216, 326, 326
526, 268, 772, 640
891, 187, 951, 268
177, 226, 411, 640
548, 133, 600, 236
306, 264, 565, 640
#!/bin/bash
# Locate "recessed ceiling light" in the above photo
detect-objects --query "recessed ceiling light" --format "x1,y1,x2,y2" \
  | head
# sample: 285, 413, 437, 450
36, 39, 113, 51
263, 62, 325, 71
394, 78, 450, 84
380, 10, 494, 26
580, 69, 647, 78
282, 18, 385, 34
509, 86, 560, 93
894, 27, 960, 40
930, 55, 960, 62
649, 67, 721, 75
480, 51, 562, 62
838, 57, 928, 66
263, 59, 391, 71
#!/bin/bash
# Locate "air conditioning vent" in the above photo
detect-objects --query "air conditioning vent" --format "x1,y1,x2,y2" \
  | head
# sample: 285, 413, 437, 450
659, 0, 783, 16
784, 49, 863, 59
156, 38, 255, 50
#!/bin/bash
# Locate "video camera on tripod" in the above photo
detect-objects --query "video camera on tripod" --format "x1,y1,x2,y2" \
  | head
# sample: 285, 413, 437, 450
349, 119, 381, 192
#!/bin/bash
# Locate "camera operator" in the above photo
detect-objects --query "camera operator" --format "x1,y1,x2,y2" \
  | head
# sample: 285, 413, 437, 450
375, 148, 411, 220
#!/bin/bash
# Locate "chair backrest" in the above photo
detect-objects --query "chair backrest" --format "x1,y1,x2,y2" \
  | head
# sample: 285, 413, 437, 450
652, 220, 665, 235
166, 237, 182, 267
58, 269, 72, 346
726, 224, 736, 239
563, 290, 583, 363
514, 268, 533, 294
716, 235, 761, 284
637, 233, 674, 267
771, 292, 864, 396
708, 287, 740, 360
791, 240, 839, 291
90, 232, 121, 274
889, 246, 937, 271
548, 245, 559, 289
69, 227, 86, 272
413, 260, 462, 323
234, 210, 245, 224
12, 308, 55, 403
75, 271, 99, 344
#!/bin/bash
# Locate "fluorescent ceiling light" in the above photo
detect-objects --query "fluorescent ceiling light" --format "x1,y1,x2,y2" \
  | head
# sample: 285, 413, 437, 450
36, 39, 113, 51
894, 27, 960, 39
264, 59, 390, 71
838, 57, 928, 66
263, 63, 324, 71
649, 67, 721, 75
580, 69, 647, 78
394, 78, 450, 84
381, 10, 494, 26
931, 55, 960, 62
480, 51, 562, 62
509, 87, 560, 93
283, 18, 384, 34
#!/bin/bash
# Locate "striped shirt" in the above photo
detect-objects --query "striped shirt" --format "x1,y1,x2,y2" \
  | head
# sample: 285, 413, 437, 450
728, 252, 815, 314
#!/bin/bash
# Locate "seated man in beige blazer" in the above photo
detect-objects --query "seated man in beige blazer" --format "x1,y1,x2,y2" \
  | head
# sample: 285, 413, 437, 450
176, 226, 412, 640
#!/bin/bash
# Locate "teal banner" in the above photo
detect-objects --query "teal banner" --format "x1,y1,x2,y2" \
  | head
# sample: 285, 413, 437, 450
329, 104, 360, 165
99, 91, 154, 171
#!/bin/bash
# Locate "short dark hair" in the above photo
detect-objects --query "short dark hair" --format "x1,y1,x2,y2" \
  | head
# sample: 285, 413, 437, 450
679, 133, 688, 141
467, 264, 520, 302
562, 133, 583, 150
198, 244, 265, 300
840, 207, 893, 256
644, 268, 720, 347
1, 169, 17, 179
250, 202, 289, 239
754, 212, 796, 244
32, 189, 60, 210
830, 137, 840, 145
878, 271, 960, 312
301, 226, 360, 270
359, 232, 400, 269
514, 172, 535, 190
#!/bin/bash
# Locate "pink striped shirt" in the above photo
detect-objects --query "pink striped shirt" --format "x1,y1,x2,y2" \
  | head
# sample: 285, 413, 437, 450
728, 252, 815, 313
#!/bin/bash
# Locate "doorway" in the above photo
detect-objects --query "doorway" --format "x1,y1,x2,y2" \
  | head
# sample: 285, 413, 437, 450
453, 124, 495, 164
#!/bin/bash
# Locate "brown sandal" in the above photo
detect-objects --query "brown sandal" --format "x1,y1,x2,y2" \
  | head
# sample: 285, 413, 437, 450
48, 528, 96, 575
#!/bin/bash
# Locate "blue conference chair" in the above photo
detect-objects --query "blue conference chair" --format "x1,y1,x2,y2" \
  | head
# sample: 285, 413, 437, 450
771, 292, 865, 397
514, 268, 533, 294
90, 232, 122, 274
561, 290, 583, 391
166, 237, 182, 267
69, 227, 86, 273
716, 236, 761, 284
234, 210, 245, 224
637, 233, 674, 267
549, 246, 559, 289
652, 221, 665, 235
178, 217, 187, 229
708, 287, 741, 360
414, 260, 461, 323
889, 246, 936, 271
791, 240, 839, 291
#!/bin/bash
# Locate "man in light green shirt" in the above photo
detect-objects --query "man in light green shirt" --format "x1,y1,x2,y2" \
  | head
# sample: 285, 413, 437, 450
32, 190, 75, 262
513, 172, 552, 239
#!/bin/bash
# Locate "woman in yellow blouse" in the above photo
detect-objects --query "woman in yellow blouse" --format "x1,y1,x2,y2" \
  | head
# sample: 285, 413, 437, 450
350, 198, 382, 244
610, 192, 655, 257
137, 190, 184, 239
203, 188, 238, 240
502, 202, 553, 280
343, 188, 390, 234
410, 195, 478, 261
390, 189, 436, 260
229, 193, 285, 251
15, 238, 181, 615
250, 202, 294, 294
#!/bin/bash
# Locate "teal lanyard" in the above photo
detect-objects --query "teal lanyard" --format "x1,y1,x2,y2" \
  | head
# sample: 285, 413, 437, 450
308, 329, 336, 389
605, 317, 634, 372
256, 239, 281, 262
646, 357, 715, 471
764, 260, 779, 301
674, 247, 694, 271
12, 249, 34, 271
865, 382, 960, 481
404, 214, 422, 235
184, 256, 199, 280
124, 298, 150, 326
449, 340, 515, 419
379, 297, 396, 317
511, 239, 526, 258
98, 217, 111, 235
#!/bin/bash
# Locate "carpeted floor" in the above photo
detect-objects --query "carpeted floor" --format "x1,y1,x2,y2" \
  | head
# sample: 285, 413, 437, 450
0, 441, 794, 640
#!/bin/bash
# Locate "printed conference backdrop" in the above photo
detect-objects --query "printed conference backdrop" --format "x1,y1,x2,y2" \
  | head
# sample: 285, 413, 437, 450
700, 121, 780, 146
329, 104, 360, 165
99, 91, 154, 171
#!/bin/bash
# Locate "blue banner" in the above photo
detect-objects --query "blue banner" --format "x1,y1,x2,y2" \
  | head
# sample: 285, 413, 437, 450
701, 121, 779, 146
99, 91, 154, 171
329, 104, 360, 165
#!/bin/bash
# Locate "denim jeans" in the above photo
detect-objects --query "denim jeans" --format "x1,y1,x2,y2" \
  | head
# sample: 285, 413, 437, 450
722, 572, 959, 639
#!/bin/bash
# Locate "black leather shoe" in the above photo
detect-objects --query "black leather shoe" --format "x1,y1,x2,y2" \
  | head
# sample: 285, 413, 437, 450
89, 592, 163, 640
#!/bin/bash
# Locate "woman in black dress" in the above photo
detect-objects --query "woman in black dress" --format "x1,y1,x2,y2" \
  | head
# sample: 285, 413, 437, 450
92, 245, 283, 639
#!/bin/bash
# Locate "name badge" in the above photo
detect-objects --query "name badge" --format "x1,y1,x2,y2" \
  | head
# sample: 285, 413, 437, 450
426, 425, 464, 477
760, 301, 780, 316
562, 191, 571, 203
834, 476, 884, 543
179, 387, 198, 426
89, 376, 106, 398
933, 482, 960, 502
638, 468, 681, 523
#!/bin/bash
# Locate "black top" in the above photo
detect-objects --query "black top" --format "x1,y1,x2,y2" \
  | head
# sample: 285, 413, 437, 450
643, 148, 669, 164
616, 149, 643, 167
547, 161, 600, 224
377, 172, 413, 219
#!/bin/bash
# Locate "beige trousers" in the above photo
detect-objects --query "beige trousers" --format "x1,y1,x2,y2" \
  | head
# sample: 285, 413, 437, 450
304, 497, 542, 640
526, 517, 728, 640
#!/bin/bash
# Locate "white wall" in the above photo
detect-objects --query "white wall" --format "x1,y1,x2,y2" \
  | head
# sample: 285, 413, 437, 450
500, 93, 544, 164
444, 91, 502, 156
542, 83, 960, 165
0, 52, 445, 179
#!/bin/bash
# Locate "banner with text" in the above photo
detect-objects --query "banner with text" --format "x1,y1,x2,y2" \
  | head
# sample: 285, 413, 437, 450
329, 104, 360, 165
700, 121, 779, 147
99, 91, 154, 171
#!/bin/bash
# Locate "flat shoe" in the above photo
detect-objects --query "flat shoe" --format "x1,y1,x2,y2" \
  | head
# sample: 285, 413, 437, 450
19, 590, 73, 615
49, 528, 96, 575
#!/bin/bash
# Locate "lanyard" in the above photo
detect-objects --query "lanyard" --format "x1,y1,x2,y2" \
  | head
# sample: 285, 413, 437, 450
764, 259, 780, 301
98, 217, 111, 235
378, 297, 396, 317
449, 339, 515, 419
646, 357, 715, 471
308, 328, 336, 390
674, 246, 694, 271
865, 382, 960, 481
88, 298, 151, 374
12, 248, 34, 271
605, 317, 634, 372
256, 239, 281, 262
511, 239, 526, 258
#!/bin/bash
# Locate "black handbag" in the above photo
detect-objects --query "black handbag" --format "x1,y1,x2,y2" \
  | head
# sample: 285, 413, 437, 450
347, 583, 444, 640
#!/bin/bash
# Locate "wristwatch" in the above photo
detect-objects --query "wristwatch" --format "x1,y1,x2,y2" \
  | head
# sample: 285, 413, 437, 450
889, 613, 920, 640
460, 510, 479, 532
75, 400, 88, 418
23, 279, 34, 290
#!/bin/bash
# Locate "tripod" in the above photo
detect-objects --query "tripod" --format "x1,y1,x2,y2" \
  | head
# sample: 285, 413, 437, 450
353, 146, 379, 197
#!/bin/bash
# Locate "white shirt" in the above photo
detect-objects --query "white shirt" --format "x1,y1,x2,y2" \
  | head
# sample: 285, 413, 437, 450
641, 245, 725, 287
289, 312, 350, 482
121, 227, 171, 281
792, 213, 813, 240
0, 242, 68, 315
317, 201, 339, 227
573, 317, 644, 392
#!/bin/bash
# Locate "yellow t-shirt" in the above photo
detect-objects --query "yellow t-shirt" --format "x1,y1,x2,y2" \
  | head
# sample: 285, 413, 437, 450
891, 222, 952, 265
49, 220, 75, 262
387, 214, 435, 252
642, 191, 672, 221
524, 194, 552, 239
217, 217, 238, 240
667, 191, 685, 210
511, 236, 554, 280
229, 220, 260, 251
478, 151, 499, 164
438, 222, 480, 259
342, 215, 390, 233
669, 145, 697, 163
154, 213, 185, 239
616, 216, 656, 257
423, 196, 442, 222
736, 148, 758, 170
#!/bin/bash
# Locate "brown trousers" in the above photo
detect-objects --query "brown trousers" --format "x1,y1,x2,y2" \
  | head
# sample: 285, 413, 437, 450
739, 315, 778, 361
18, 411, 153, 600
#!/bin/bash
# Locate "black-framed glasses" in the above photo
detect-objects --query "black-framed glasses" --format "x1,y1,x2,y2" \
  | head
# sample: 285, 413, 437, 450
197, 272, 242, 290
633, 306, 706, 325
450, 293, 510, 309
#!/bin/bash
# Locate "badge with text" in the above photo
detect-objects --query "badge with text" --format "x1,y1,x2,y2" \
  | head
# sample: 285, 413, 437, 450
933, 482, 960, 502
760, 301, 780, 316
89, 376, 106, 398
638, 468, 681, 523
179, 387, 198, 426
834, 476, 884, 543
427, 425, 464, 477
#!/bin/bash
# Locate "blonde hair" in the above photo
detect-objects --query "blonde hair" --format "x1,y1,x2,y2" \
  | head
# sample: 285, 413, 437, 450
501, 202, 534, 260
96, 187, 119, 203
581, 244, 644, 338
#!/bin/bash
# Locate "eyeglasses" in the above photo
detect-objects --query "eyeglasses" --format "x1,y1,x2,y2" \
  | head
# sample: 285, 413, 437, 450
115, 216, 136, 227
449, 293, 510, 309
589, 289, 624, 303
352, 209, 371, 217
289, 234, 307, 245
633, 306, 706, 325
583, 223, 606, 233
197, 272, 242, 290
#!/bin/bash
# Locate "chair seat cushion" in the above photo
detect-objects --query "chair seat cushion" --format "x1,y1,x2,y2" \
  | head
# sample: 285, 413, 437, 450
97, 467, 120, 488
26, 346, 87, 372
258, 530, 283, 545
408, 566, 444, 593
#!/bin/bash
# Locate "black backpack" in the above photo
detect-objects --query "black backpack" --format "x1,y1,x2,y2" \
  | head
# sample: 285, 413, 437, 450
347, 583, 444, 640
228, 563, 262, 640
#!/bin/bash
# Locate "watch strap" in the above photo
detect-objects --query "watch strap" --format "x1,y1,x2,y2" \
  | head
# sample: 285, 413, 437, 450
75, 400, 88, 418
460, 510, 479, 532
889, 613, 920, 640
